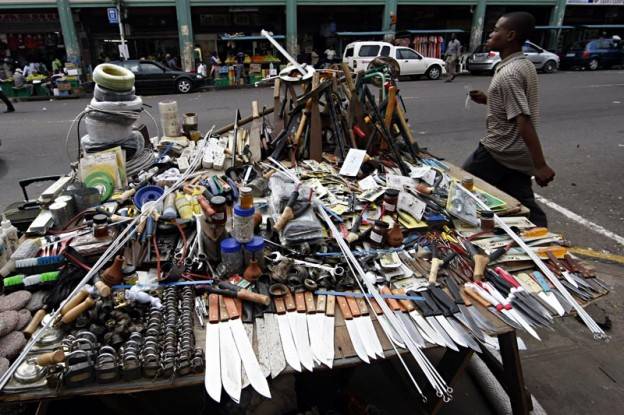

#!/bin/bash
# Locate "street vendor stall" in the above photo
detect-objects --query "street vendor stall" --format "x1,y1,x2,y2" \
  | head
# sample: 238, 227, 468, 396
0, 31, 610, 415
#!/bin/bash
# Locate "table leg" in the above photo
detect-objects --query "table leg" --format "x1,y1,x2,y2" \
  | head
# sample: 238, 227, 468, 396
426, 347, 473, 414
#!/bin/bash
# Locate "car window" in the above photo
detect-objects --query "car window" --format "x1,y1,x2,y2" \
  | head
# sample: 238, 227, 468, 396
598, 39, 613, 49
140, 63, 164, 74
397, 48, 420, 60
380, 46, 391, 57
359, 45, 380, 57
586, 41, 598, 50
344, 47, 354, 58
522, 44, 540, 53
125, 62, 139, 73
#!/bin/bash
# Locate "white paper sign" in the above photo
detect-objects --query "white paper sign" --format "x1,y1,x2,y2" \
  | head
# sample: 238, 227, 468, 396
397, 191, 426, 220
410, 166, 437, 186
358, 175, 378, 191
386, 174, 416, 191
339, 149, 367, 177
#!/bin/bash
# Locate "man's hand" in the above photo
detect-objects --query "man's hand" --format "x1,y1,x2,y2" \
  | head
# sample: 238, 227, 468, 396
469, 90, 487, 105
534, 164, 555, 187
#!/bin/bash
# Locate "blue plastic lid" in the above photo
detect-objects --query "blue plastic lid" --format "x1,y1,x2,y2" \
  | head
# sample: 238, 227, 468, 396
244, 236, 264, 252
220, 237, 241, 253
234, 203, 255, 217
133, 185, 164, 210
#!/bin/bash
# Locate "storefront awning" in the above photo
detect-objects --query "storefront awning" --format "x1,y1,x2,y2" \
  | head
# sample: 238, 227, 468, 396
535, 25, 574, 30
336, 31, 392, 37
219, 35, 285, 41
406, 29, 464, 34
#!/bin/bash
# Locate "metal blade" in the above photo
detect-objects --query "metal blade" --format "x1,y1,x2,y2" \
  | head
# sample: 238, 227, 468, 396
465, 306, 498, 332
377, 314, 405, 348
276, 314, 301, 372
263, 313, 287, 378
457, 306, 485, 341
426, 316, 459, 351
308, 313, 325, 364
397, 312, 426, 348
345, 319, 370, 363
230, 319, 272, 399
552, 291, 574, 314
409, 311, 444, 346
538, 292, 565, 317
204, 322, 221, 402
488, 306, 523, 330
436, 315, 470, 348
505, 309, 541, 341
288, 312, 314, 371
324, 315, 335, 368
362, 316, 385, 358
562, 270, 578, 288
448, 317, 481, 352
511, 298, 552, 327
254, 317, 271, 378
220, 322, 241, 404
516, 292, 554, 321
354, 317, 378, 359
241, 322, 254, 389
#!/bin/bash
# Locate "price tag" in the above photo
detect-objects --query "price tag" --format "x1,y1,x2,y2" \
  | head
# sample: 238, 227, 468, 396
339, 149, 367, 177
397, 191, 426, 220
386, 174, 415, 190
358, 175, 378, 191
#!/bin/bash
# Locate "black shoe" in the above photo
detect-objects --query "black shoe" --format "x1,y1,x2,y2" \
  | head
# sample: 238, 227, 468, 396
4, 108, 15, 113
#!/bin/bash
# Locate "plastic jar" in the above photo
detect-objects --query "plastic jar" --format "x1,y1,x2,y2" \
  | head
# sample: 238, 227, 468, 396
480, 211, 495, 232
220, 238, 243, 275
232, 204, 255, 243
369, 220, 389, 247
462, 177, 474, 192
382, 189, 399, 213
238, 186, 254, 209
243, 236, 265, 268
93, 214, 109, 238
210, 196, 227, 225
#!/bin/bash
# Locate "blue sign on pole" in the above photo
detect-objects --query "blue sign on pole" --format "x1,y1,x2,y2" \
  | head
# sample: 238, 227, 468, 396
107, 8, 119, 24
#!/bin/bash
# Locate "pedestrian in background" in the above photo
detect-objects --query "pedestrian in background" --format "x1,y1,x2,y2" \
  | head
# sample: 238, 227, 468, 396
0, 90, 14, 113
464, 12, 554, 227
444, 34, 461, 82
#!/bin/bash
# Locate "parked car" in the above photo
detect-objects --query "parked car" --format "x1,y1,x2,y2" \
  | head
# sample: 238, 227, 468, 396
342, 41, 446, 80
110, 60, 204, 94
467, 41, 560, 74
560, 38, 624, 70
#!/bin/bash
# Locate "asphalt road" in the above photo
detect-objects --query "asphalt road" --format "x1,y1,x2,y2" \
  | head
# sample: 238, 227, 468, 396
0, 69, 622, 254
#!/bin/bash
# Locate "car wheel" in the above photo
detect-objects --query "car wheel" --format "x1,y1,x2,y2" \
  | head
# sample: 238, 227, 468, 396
426, 65, 441, 80
542, 60, 557, 74
588, 58, 599, 71
177, 78, 192, 94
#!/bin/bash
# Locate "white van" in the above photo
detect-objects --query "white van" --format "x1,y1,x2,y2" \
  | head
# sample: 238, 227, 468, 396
342, 41, 446, 80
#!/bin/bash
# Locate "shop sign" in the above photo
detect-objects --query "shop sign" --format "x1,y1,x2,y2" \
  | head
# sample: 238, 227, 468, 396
0, 13, 58, 23
107, 8, 119, 25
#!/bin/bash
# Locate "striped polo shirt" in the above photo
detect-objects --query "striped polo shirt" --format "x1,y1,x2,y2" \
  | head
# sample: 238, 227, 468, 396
481, 52, 539, 175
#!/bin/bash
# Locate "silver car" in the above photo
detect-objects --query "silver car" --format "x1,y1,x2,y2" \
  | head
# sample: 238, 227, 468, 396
467, 41, 560, 74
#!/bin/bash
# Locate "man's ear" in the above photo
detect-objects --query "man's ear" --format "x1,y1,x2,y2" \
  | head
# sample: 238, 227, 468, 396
506, 29, 518, 44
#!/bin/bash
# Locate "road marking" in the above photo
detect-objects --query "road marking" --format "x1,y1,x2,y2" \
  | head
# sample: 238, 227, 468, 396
579, 83, 624, 88
569, 247, 624, 265
535, 194, 624, 246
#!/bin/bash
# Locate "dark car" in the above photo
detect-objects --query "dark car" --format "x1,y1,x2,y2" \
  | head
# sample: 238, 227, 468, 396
111, 60, 204, 94
560, 38, 624, 71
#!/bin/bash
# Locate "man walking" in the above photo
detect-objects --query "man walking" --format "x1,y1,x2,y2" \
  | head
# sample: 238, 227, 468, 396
464, 12, 555, 227
444, 34, 461, 82
0, 90, 15, 113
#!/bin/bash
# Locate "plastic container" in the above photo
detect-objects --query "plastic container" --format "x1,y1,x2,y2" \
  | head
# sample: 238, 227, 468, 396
220, 238, 243, 276
232, 204, 255, 243
243, 236, 265, 268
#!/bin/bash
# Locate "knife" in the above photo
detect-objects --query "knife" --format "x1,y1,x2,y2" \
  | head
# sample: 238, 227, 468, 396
346, 292, 378, 360
428, 286, 481, 351
273, 294, 301, 372
546, 251, 578, 288
311, 294, 327, 365
408, 289, 458, 351
494, 267, 554, 323
515, 272, 565, 317
304, 291, 323, 366
323, 294, 336, 368
204, 293, 221, 402
370, 297, 405, 349
420, 289, 470, 349
444, 277, 486, 341
255, 279, 286, 379
458, 286, 498, 333
224, 297, 272, 399
380, 286, 426, 348
219, 296, 242, 403
336, 295, 370, 363
354, 291, 385, 359
463, 285, 522, 330
392, 288, 443, 347
288, 289, 314, 371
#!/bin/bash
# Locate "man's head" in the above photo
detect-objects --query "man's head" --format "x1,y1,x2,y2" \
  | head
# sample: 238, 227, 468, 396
487, 12, 535, 52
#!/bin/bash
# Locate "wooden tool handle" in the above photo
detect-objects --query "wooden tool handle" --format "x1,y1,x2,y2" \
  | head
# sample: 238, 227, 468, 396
94, 281, 111, 298
473, 254, 489, 280
274, 206, 294, 232
236, 289, 270, 306
23, 308, 46, 338
370, 298, 383, 315
326, 295, 336, 317
252, 100, 260, 118
36, 350, 65, 366
274, 296, 287, 314
379, 286, 401, 311
219, 296, 230, 322
61, 297, 95, 324
464, 286, 491, 308
294, 291, 306, 313
392, 288, 415, 312
384, 86, 397, 129
428, 258, 443, 284
459, 288, 473, 307
336, 295, 353, 320
354, 292, 370, 316
60, 288, 89, 315
208, 293, 219, 323
315, 294, 327, 313
223, 296, 240, 319
345, 294, 361, 317
304, 291, 316, 313
273, 79, 281, 99
293, 112, 308, 145
283, 288, 296, 312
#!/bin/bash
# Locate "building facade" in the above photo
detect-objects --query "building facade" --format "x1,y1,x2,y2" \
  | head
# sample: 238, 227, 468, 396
0, 0, 622, 72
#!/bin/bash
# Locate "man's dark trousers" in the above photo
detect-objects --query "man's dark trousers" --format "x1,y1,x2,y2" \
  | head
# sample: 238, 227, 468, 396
463, 144, 547, 227
0, 91, 14, 112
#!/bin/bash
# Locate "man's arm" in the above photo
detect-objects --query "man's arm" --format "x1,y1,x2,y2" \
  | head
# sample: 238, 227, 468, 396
516, 114, 555, 186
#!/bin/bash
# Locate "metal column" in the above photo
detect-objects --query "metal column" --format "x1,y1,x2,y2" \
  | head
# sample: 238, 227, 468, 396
56, 0, 81, 65
286, 0, 298, 56
382, 0, 398, 41
469, 0, 487, 53
548, 0, 567, 50
176, 0, 194, 72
